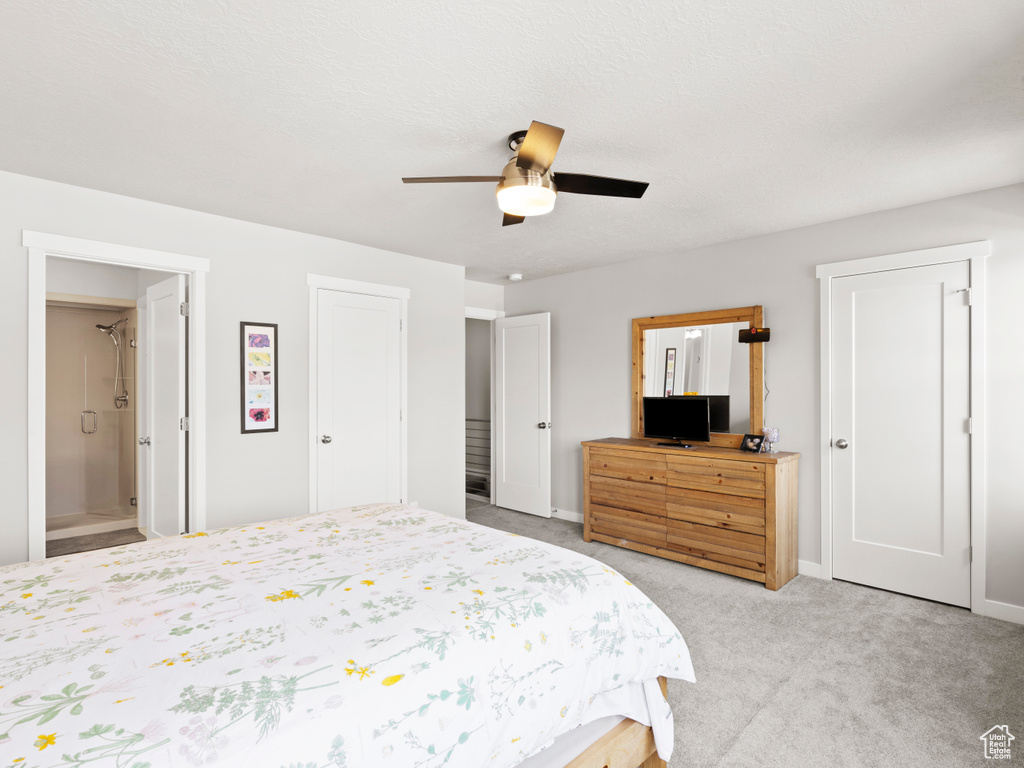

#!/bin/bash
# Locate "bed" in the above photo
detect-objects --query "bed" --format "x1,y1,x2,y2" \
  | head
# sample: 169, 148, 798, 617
0, 503, 694, 766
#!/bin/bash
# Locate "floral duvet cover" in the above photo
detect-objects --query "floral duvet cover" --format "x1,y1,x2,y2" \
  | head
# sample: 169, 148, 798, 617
0, 504, 694, 767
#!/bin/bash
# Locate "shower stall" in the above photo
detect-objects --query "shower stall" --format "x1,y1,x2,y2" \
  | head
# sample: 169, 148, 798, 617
45, 302, 139, 543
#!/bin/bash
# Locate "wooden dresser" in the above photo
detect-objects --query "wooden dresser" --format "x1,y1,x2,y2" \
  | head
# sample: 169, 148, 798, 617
582, 438, 799, 590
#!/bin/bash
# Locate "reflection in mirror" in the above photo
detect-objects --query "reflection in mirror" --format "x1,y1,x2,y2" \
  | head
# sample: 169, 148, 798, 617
643, 322, 750, 433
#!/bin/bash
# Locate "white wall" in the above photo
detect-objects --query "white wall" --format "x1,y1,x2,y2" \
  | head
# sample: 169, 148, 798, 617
465, 280, 504, 311
47, 258, 177, 302
465, 319, 491, 422
505, 182, 1024, 611
2, 170, 466, 566
47, 259, 141, 300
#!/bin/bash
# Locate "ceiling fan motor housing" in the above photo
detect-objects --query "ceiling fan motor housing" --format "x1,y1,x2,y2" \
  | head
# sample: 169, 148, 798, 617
495, 158, 557, 216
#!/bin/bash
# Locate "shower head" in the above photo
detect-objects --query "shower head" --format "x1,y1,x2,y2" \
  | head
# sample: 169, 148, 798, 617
95, 319, 127, 334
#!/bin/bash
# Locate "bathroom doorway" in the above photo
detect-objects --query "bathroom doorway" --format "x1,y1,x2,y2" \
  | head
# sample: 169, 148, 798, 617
43, 257, 192, 557
45, 296, 141, 554
26, 230, 210, 563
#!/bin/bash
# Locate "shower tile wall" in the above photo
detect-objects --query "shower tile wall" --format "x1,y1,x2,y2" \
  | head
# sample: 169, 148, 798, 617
46, 306, 136, 522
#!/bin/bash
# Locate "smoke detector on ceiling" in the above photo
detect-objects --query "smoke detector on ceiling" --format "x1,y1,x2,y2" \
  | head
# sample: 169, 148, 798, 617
507, 273, 524, 282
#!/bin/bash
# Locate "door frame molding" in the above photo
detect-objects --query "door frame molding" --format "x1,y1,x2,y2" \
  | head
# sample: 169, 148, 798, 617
466, 307, 505, 505
816, 241, 988, 614
24, 230, 209, 561
307, 274, 409, 514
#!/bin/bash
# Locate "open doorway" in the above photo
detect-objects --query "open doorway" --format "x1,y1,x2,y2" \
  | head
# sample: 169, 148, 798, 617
464, 306, 504, 516
45, 293, 141, 554
465, 317, 492, 510
44, 259, 181, 556
25, 230, 209, 562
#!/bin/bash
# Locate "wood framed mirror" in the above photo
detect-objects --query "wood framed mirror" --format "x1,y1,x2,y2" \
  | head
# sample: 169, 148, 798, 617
631, 305, 763, 449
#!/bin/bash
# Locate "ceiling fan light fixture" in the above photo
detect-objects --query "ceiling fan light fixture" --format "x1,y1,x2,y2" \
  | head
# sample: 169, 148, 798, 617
496, 184, 556, 217
495, 159, 557, 217
401, 121, 649, 227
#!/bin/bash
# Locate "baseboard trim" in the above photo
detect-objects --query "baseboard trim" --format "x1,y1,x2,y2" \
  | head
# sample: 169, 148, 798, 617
551, 508, 584, 524
798, 560, 824, 579
977, 599, 1024, 625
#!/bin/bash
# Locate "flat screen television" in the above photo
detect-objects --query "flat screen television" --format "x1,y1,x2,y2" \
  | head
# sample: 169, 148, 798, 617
676, 394, 730, 433
642, 396, 711, 446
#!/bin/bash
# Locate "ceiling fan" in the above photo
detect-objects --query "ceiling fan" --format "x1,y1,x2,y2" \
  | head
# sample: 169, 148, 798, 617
402, 121, 649, 226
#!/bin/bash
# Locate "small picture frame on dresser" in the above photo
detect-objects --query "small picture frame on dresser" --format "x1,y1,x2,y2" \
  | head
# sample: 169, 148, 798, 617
740, 434, 765, 453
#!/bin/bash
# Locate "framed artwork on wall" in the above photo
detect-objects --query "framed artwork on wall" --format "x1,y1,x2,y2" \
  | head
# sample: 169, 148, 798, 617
663, 348, 677, 396
240, 321, 279, 434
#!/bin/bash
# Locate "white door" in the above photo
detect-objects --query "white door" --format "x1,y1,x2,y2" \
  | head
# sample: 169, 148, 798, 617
831, 261, 971, 607
495, 313, 551, 517
143, 274, 187, 538
316, 289, 401, 511
136, 295, 148, 534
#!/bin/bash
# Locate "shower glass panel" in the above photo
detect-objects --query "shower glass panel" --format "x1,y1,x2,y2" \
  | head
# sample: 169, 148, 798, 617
45, 304, 138, 536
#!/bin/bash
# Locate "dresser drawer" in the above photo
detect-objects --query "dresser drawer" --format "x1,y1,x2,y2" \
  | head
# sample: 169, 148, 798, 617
589, 474, 666, 516
590, 504, 667, 548
590, 448, 666, 484
666, 487, 765, 535
665, 454, 765, 498
666, 519, 766, 572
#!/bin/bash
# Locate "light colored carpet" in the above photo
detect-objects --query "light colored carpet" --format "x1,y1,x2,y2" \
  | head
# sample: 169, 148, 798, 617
46, 528, 147, 558
466, 504, 1024, 768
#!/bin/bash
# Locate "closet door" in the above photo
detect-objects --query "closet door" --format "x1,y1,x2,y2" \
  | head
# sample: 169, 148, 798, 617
831, 261, 971, 607
315, 289, 402, 511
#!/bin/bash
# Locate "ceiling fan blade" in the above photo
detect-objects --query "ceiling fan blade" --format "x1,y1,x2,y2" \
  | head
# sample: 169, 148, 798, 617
516, 121, 565, 174
552, 173, 649, 198
402, 176, 502, 183
502, 213, 525, 227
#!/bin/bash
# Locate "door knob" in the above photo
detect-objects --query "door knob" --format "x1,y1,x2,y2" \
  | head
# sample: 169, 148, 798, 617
537, 422, 551, 429
321, 435, 333, 444
834, 438, 849, 449
138, 436, 151, 446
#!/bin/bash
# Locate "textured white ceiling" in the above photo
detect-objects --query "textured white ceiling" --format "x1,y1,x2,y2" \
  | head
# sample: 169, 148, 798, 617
2, 1, 1023, 282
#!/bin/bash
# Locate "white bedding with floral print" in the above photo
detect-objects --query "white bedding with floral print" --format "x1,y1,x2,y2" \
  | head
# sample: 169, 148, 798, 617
0, 503, 694, 767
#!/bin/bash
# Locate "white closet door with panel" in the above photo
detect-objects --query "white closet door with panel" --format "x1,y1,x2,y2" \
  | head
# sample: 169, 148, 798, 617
316, 289, 401, 512
831, 260, 971, 607
494, 312, 551, 518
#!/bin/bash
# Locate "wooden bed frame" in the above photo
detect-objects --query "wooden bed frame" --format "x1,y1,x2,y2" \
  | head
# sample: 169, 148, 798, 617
563, 678, 668, 768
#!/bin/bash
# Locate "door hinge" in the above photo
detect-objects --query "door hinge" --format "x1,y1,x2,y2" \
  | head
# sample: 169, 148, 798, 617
400, 319, 403, 331
956, 287, 972, 307
129, 339, 138, 348
966, 417, 973, 435
180, 416, 190, 431
180, 302, 190, 317
969, 545, 973, 563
